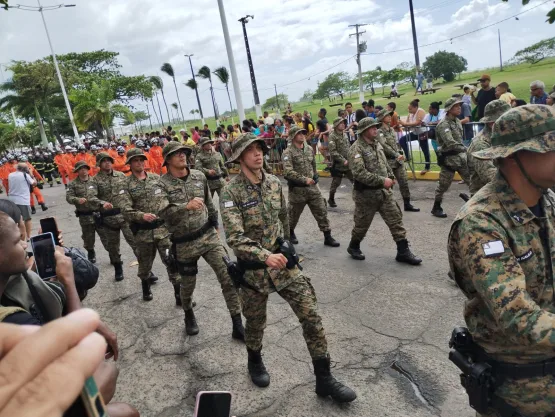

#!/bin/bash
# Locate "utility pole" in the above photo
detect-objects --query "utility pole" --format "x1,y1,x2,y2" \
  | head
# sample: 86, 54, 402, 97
184, 54, 205, 125
349, 24, 367, 104
239, 15, 262, 118
0, 64, 17, 126
216, 0, 245, 123
274, 84, 280, 111
498, 29, 503, 72
408, 0, 421, 72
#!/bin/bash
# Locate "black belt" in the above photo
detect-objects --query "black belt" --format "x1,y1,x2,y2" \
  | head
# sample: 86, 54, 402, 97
489, 357, 555, 380
440, 148, 465, 157
237, 259, 267, 271
132, 219, 165, 231
171, 221, 213, 244
75, 210, 94, 217
100, 208, 121, 217
353, 180, 382, 191
205, 174, 222, 180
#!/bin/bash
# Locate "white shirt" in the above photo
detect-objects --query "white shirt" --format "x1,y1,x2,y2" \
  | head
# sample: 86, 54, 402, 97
8, 171, 35, 206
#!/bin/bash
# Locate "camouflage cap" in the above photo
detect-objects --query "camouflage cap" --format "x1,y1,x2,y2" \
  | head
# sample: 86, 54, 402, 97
288, 125, 306, 140
198, 136, 215, 147
357, 117, 381, 135
376, 109, 394, 122
162, 141, 192, 166
332, 117, 346, 128
444, 97, 463, 112
479, 99, 511, 123
125, 148, 147, 165
549, 91, 555, 100
95, 152, 114, 167
227, 133, 269, 163
473, 104, 555, 160
73, 160, 90, 173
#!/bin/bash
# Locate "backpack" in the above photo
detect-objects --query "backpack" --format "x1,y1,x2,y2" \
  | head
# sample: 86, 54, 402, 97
64, 247, 99, 300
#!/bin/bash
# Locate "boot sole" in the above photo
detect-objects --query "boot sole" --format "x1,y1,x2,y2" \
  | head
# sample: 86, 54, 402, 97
316, 391, 357, 403
186, 327, 199, 336
251, 377, 270, 388
347, 249, 365, 260
143, 296, 153, 301
395, 258, 423, 265
324, 242, 340, 247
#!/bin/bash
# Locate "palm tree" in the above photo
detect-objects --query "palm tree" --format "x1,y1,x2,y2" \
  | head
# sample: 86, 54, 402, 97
196, 66, 219, 120
185, 78, 204, 124
189, 109, 197, 121
171, 102, 178, 123
213, 66, 234, 124
160, 62, 185, 123
149, 76, 170, 127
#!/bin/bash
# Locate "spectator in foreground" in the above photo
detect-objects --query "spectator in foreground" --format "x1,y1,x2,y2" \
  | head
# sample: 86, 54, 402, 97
0, 199, 26, 241
530, 80, 548, 104
8, 162, 36, 240
363, 100, 376, 118
471, 74, 496, 121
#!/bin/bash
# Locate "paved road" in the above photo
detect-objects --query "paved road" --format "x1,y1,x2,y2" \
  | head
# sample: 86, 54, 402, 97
23, 177, 474, 417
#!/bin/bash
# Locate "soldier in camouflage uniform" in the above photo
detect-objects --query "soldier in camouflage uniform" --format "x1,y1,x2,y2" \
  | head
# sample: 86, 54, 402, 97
431, 98, 471, 217
347, 118, 422, 265
377, 109, 420, 212
194, 137, 229, 197
65, 161, 98, 263
220, 133, 356, 403
448, 104, 555, 417
467, 100, 510, 195
282, 126, 340, 247
327, 117, 353, 207
115, 148, 179, 302
157, 141, 244, 339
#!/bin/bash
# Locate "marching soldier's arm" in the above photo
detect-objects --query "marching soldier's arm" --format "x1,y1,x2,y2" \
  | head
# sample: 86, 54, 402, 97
116, 182, 146, 223
283, 150, 308, 184
328, 136, 346, 165
156, 181, 183, 221
220, 155, 229, 178
220, 187, 272, 263
456, 214, 555, 348
348, 146, 386, 188
279, 186, 290, 240
438, 120, 459, 149
65, 183, 78, 205
203, 175, 219, 226
378, 134, 400, 160
87, 179, 103, 208
475, 159, 497, 185
310, 147, 317, 176
194, 156, 210, 176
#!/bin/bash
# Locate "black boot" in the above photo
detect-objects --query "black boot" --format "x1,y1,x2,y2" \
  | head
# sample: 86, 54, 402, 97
40, 203, 48, 211
328, 193, 337, 208
395, 239, 422, 265
403, 198, 420, 212
31, 206, 36, 215
323, 231, 340, 247
247, 348, 270, 387
313, 357, 357, 403
290, 229, 298, 244
347, 239, 365, 260
114, 262, 124, 281
173, 284, 182, 306
459, 193, 470, 203
142, 280, 153, 301
184, 309, 199, 335
231, 314, 245, 341
148, 271, 159, 284
431, 201, 447, 218
87, 249, 96, 264
49, 182, 53, 188
64, 184, 68, 189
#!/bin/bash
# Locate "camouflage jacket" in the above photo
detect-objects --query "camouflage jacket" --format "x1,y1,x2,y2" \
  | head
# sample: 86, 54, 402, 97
348, 138, 394, 190
194, 149, 228, 190
378, 125, 403, 169
157, 169, 219, 259
282, 142, 316, 185
448, 173, 555, 363
115, 172, 170, 242
328, 129, 350, 171
66, 176, 97, 224
436, 115, 466, 153
467, 127, 497, 195
220, 171, 294, 294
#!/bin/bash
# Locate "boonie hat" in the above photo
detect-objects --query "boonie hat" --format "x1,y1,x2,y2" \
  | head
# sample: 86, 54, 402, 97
162, 141, 192, 166
96, 152, 114, 166
376, 109, 394, 122
357, 117, 380, 135
479, 100, 511, 123
445, 97, 463, 112
198, 137, 215, 147
227, 133, 268, 163
332, 117, 346, 128
73, 160, 90, 173
288, 125, 306, 140
125, 148, 147, 165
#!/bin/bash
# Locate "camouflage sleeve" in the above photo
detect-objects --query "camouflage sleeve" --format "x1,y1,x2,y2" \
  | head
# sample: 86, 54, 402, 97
220, 155, 229, 178
157, 181, 183, 221
65, 183, 78, 205
203, 175, 218, 225
348, 146, 385, 188
194, 156, 209, 176
283, 149, 307, 184
378, 134, 400, 160
328, 136, 346, 165
455, 213, 555, 348
474, 159, 497, 185
220, 186, 272, 263
279, 185, 290, 240
87, 179, 103, 208
437, 121, 458, 149
116, 181, 145, 223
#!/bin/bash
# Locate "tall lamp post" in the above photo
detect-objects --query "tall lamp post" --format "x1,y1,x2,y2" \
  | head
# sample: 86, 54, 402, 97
9, 2, 81, 144
238, 15, 262, 118
184, 54, 205, 125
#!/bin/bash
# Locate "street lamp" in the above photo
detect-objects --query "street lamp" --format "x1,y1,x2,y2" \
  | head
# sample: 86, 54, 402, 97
238, 15, 261, 118
184, 54, 205, 125
8, 1, 81, 144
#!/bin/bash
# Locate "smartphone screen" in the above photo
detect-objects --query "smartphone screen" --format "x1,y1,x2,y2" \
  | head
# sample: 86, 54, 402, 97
194, 392, 232, 417
30, 233, 56, 280
40, 217, 60, 246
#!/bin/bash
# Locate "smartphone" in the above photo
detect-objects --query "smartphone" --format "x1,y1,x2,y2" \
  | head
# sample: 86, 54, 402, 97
40, 217, 60, 246
64, 376, 108, 417
193, 391, 232, 417
30, 232, 56, 280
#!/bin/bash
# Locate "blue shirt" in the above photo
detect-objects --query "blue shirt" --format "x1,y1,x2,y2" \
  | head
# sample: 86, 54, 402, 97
253, 127, 260, 136
530, 92, 548, 105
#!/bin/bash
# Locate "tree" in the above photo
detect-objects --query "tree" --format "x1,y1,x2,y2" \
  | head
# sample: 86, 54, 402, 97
345, 75, 359, 98
262, 94, 288, 110
299, 89, 314, 103
422, 50, 468, 82
213, 66, 234, 122
362, 68, 382, 95
378, 70, 391, 95
160, 62, 185, 123
513, 37, 555, 64
501, 0, 554, 24
184, 78, 204, 122
149, 76, 166, 127
197, 66, 219, 119
314, 72, 349, 100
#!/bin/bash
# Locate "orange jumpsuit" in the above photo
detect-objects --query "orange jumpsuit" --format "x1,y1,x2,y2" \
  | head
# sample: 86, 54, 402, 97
149, 145, 164, 175
66, 154, 78, 181
54, 154, 69, 185
86, 153, 98, 176
108, 149, 118, 159
112, 154, 128, 174
0, 164, 9, 193
26, 162, 46, 207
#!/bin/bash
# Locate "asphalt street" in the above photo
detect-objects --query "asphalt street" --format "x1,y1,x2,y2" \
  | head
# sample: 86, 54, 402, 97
18, 177, 475, 417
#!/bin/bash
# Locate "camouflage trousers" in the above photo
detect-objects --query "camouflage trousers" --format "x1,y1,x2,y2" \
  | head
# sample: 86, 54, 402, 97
351, 189, 406, 242
241, 274, 328, 359
136, 236, 179, 284
435, 153, 471, 202
389, 162, 410, 200
288, 186, 330, 232
96, 216, 137, 265
329, 170, 353, 195
80, 222, 96, 251
209, 186, 222, 199
178, 244, 241, 316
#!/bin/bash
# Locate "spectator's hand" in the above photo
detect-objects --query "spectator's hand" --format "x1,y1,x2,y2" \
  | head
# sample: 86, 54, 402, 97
306, 178, 316, 185
0, 309, 106, 417
78, 198, 87, 205
208, 169, 216, 176
343, 160, 349, 166
143, 213, 157, 222
186, 198, 204, 211
397, 154, 406, 162
384, 178, 395, 189
265, 253, 287, 270
102, 202, 113, 210
96, 321, 119, 361
54, 246, 75, 288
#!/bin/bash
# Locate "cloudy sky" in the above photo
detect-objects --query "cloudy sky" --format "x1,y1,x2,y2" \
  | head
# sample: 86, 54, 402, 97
0, 0, 553, 120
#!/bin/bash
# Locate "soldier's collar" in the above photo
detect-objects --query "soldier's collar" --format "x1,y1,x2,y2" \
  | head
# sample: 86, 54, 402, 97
495, 172, 537, 226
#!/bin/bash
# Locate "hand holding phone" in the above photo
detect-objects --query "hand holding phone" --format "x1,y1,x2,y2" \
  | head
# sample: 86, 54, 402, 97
30, 232, 57, 280
40, 217, 61, 246
193, 391, 232, 417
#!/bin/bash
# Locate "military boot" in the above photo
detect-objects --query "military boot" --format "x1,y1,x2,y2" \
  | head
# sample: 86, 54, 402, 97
173, 284, 182, 306
323, 231, 340, 247
184, 309, 199, 336
142, 280, 153, 301
148, 271, 159, 284
40, 203, 48, 211
31, 206, 36, 215
114, 262, 124, 281
290, 229, 298, 244
231, 314, 245, 341
64, 184, 68, 190
87, 249, 96, 264
395, 240, 422, 265
403, 198, 420, 212
347, 239, 365, 260
328, 192, 337, 208
247, 348, 270, 387
313, 357, 357, 403
431, 200, 447, 218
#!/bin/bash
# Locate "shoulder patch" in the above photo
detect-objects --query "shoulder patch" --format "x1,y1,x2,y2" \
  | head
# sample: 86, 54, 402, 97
154, 189, 161, 195
283, 156, 289, 161
241, 200, 259, 209
88, 185, 94, 189
482, 240, 504, 257
119, 189, 125, 195
224, 201, 234, 208
515, 249, 533, 263
354, 154, 361, 159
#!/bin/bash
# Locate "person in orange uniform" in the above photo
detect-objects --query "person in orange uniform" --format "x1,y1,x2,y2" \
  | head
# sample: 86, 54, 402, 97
108, 142, 118, 159
134, 140, 154, 172
89, 145, 100, 176
0, 158, 9, 193
120, 139, 129, 152
20, 155, 48, 214
66, 148, 78, 181
148, 138, 164, 175
113, 146, 129, 174
54, 149, 69, 189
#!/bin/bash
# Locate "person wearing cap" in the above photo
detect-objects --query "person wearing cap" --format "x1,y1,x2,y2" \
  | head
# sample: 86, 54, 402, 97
377, 109, 419, 212
157, 141, 244, 339
448, 104, 555, 417
467, 100, 511, 195
471, 74, 496, 122
327, 117, 353, 207
219, 133, 357, 402
149, 138, 164, 175
431, 98, 472, 218
282, 126, 340, 247
66, 160, 99, 263
115, 148, 178, 303
194, 137, 229, 197
112, 146, 127, 173
347, 117, 422, 265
